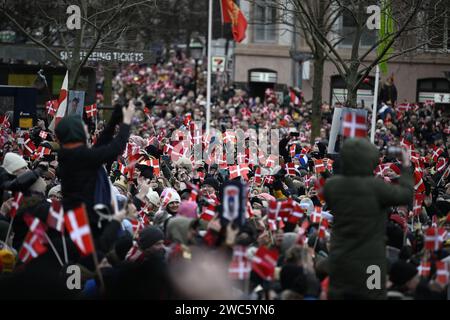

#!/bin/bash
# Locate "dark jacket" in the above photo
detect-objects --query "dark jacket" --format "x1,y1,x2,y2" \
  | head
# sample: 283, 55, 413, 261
324, 138, 413, 300
57, 123, 130, 235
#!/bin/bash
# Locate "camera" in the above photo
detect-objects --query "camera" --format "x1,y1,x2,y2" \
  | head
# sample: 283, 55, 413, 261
387, 147, 403, 158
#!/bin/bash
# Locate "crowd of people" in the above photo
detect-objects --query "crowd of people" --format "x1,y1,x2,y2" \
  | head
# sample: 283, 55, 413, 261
0, 50, 449, 300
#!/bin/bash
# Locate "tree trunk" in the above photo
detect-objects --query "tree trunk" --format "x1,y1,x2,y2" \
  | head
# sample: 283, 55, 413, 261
311, 54, 325, 143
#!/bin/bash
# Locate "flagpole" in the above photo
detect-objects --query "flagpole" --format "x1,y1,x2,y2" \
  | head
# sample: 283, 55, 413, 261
4, 215, 14, 244
61, 234, 68, 264
206, 0, 213, 134
370, 64, 380, 144
44, 233, 64, 267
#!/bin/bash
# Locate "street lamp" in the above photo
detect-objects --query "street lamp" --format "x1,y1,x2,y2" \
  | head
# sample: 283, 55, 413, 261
190, 41, 203, 100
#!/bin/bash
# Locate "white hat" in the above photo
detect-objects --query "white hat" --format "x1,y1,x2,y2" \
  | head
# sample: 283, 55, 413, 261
300, 198, 314, 215
2, 152, 28, 175
48, 184, 61, 198
146, 188, 160, 207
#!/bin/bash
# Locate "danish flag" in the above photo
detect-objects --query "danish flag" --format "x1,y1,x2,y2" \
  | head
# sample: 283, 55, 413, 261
436, 261, 449, 286
23, 214, 48, 240
9, 192, 23, 218
64, 205, 95, 256
229, 246, 251, 280
23, 138, 36, 156
45, 100, 58, 117
432, 146, 445, 163
18, 231, 47, 263
34, 146, 51, 160
85, 104, 97, 118
417, 260, 431, 277
186, 183, 199, 202
47, 199, 65, 233
412, 193, 425, 217
342, 112, 367, 138
263, 175, 274, 185
252, 246, 279, 281
223, 131, 237, 144
288, 201, 305, 224
285, 163, 299, 176
200, 204, 216, 221
264, 155, 277, 168
289, 144, 297, 158
310, 206, 324, 224
314, 159, 325, 174
229, 164, 250, 181
253, 167, 262, 185
318, 218, 329, 239
396, 103, 413, 112
414, 169, 425, 193
436, 158, 448, 173
424, 227, 447, 251
39, 131, 49, 139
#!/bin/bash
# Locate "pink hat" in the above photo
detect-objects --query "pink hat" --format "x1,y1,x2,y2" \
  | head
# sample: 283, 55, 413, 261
177, 200, 198, 219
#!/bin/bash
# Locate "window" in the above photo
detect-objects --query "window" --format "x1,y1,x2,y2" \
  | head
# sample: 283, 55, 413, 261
340, 8, 377, 47
253, 1, 277, 43
425, 1, 449, 51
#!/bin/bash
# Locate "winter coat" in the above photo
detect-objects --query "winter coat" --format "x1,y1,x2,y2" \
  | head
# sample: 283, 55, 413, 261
324, 138, 413, 300
57, 123, 130, 236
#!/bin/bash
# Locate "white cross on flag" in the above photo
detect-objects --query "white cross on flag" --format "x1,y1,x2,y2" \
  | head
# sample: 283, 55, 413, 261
229, 164, 250, 181
64, 205, 94, 256
18, 231, 47, 263
34, 146, 51, 160
45, 100, 58, 117
23, 138, 36, 156
417, 260, 431, 277
39, 131, 48, 139
85, 104, 97, 118
424, 227, 447, 251
436, 158, 448, 173
342, 112, 367, 138
47, 199, 65, 233
285, 163, 299, 176
436, 261, 449, 286
432, 146, 444, 163
23, 214, 47, 240
314, 159, 325, 174
229, 246, 251, 280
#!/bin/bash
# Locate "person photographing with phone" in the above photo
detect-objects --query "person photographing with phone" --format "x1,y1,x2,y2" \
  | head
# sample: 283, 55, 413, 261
55, 100, 135, 240
324, 138, 413, 300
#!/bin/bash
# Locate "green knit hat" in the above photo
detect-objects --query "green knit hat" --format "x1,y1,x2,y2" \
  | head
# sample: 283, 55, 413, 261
55, 115, 87, 144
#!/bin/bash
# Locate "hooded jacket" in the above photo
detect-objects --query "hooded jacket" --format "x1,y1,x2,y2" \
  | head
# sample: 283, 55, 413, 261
323, 138, 413, 300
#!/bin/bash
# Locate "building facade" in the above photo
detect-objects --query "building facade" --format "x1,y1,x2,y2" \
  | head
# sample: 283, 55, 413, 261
233, 0, 450, 107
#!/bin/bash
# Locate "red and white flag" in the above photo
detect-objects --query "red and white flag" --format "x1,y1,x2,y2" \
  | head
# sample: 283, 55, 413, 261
432, 146, 444, 163
18, 231, 47, 263
412, 193, 424, 217
23, 138, 36, 156
414, 169, 425, 194
200, 204, 216, 222
39, 131, 49, 140
49, 71, 69, 131
264, 155, 277, 168
64, 205, 95, 256
285, 163, 299, 176
436, 158, 448, 173
229, 246, 251, 280
310, 206, 323, 224
252, 246, 279, 281
314, 159, 325, 174
34, 146, 51, 160
9, 192, 23, 218
229, 164, 250, 181
288, 201, 305, 224
342, 112, 367, 138
436, 261, 449, 286
417, 260, 431, 277
85, 104, 97, 118
47, 199, 65, 233
318, 218, 329, 239
289, 88, 301, 105
23, 214, 47, 240
424, 227, 447, 251
289, 144, 297, 158
45, 100, 58, 117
